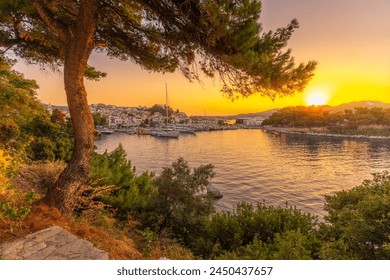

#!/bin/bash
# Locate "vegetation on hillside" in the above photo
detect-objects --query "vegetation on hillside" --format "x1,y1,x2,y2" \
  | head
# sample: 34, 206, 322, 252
3, 136, 390, 260
262, 105, 390, 136
75, 145, 390, 260
0, 59, 73, 162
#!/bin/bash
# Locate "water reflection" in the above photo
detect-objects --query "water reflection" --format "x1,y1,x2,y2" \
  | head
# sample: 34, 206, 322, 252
95, 130, 390, 217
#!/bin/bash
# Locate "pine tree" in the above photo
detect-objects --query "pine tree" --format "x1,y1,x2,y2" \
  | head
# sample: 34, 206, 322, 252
0, 1, 316, 212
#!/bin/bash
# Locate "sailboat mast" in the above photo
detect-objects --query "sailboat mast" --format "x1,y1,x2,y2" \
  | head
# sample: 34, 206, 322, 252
165, 83, 168, 124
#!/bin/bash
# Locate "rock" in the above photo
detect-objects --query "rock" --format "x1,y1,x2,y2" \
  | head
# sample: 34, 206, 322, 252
207, 185, 223, 199
0, 226, 108, 260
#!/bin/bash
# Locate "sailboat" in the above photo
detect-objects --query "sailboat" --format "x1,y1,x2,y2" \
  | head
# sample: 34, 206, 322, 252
151, 84, 180, 139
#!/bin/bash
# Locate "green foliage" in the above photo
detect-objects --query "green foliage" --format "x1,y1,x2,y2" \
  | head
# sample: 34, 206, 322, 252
84, 65, 107, 81
0, 191, 39, 226
216, 229, 313, 260
0, 119, 20, 144
104, 171, 156, 216
319, 171, 390, 260
0, 58, 45, 127
136, 228, 159, 257
149, 158, 215, 238
0, 148, 40, 227
271, 229, 313, 260
23, 115, 73, 162
50, 109, 66, 126
90, 145, 136, 188
1, 1, 315, 99
191, 202, 318, 259
90, 145, 155, 221
98, 152, 215, 244
81, 144, 390, 260
0, 58, 73, 161
29, 137, 56, 161
92, 112, 108, 127
148, 104, 173, 117
263, 106, 390, 135
262, 106, 330, 127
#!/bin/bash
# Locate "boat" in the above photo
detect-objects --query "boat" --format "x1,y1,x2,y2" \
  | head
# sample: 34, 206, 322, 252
151, 127, 180, 138
99, 129, 114, 134
126, 128, 137, 135
151, 84, 180, 139
175, 125, 196, 135
137, 128, 152, 135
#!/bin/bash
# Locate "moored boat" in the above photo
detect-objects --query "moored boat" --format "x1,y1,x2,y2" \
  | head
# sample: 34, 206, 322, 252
99, 129, 115, 134
176, 126, 196, 135
151, 127, 179, 138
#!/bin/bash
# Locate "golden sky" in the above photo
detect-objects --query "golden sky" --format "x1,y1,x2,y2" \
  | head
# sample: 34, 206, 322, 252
14, 0, 390, 116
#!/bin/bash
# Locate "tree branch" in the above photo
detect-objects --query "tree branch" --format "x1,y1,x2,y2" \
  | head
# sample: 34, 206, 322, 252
93, 41, 107, 48
30, 0, 68, 42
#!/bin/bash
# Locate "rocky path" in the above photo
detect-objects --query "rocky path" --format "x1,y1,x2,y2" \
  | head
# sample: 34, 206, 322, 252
0, 226, 108, 260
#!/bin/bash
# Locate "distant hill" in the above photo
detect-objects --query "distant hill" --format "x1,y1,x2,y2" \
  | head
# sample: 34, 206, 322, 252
229, 101, 390, 119
229, 109, 280, 119
330, 101, 390, 112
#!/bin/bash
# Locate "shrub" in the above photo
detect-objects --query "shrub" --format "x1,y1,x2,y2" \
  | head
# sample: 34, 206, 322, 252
104, 171, 156, 216
0, 120, 20, 145
99, 154, 216, 245
23, 116, 73, 162
29, 137, 56, 161
319, 171, 390, 259
0, 149, 10, 192
191, 202, 318, 259
216, 229, 314, 260
89, 145, 136, 188
0, 148, 39, 229
149, 158, 215, 241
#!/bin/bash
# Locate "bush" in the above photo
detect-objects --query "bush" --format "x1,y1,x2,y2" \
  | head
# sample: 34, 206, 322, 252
0, 148, 39, 229
216, 229, 313, 260
191, 202, 318, 259
104, 171, 156, 216
98, 153, 216, 244
319, 171, 390, 259
23, 116, 73, 162
0, 120, 20, 145
89, 145, 136, 188
0, 149, 10, 191
149, 158, 215, 241
29, 137, 56, 161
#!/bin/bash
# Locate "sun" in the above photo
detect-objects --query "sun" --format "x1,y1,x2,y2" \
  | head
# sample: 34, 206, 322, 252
305, 91, 329, 106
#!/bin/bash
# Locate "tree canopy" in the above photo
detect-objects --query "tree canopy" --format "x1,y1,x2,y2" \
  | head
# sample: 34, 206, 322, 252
0, 57, 73, 161
0, 0, 316, 211
262, 105, 390, 129
0, 0, 316, 99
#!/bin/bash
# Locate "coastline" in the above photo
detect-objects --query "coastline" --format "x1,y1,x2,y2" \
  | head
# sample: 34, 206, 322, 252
261, 126, 390, 140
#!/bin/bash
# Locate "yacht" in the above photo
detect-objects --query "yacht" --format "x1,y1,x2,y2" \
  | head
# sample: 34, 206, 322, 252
99, 129, 114, 134
176, 125, 196, 135
151, 84, 180, 139
151, 127, 180, 138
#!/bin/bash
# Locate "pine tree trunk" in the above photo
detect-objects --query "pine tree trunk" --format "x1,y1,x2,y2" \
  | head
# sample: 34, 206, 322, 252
45, 1, 98, 213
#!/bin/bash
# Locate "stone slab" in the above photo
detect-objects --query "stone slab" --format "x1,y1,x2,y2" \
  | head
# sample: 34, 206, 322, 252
0, 226, 108, 260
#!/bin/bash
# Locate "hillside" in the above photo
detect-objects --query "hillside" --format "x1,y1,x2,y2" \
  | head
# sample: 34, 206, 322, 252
330, 101, 390, 112
228, 108, 280, 119
233, 101, 390, 119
